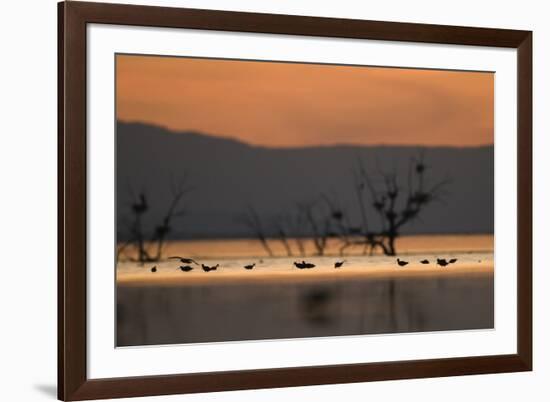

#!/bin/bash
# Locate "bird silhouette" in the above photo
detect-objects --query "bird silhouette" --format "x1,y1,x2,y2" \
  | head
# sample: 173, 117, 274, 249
202, 264, 219, 272
437, 258, 449, 267
334, 260, 346, 268
449, 258, 458, 264
294, 261, 316, 269
169, 256, 198, 265
244, 263, 255, 270
179, 265, 193, 272
331, 210, 343, 220
132, 193, 148, 214
373, 200, 385, 211
420, 259, 430, 264
150, 266, 157, 273
397, 258, 409, 267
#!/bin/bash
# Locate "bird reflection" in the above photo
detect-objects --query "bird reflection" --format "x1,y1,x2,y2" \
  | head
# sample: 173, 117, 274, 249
300, 288, 335, 326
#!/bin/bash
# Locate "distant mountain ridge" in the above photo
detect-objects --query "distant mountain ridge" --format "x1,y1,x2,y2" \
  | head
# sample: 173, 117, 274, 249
116, 122, 494, 240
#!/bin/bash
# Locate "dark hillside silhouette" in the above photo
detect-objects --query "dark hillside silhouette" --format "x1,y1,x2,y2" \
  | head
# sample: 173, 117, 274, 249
117, 122, 493, 243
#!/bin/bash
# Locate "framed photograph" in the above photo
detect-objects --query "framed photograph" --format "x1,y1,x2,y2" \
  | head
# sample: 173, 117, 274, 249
58, 1, 532, 400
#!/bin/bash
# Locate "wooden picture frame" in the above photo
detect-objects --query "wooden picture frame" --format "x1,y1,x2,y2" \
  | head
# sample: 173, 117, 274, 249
58, 1, 532, 400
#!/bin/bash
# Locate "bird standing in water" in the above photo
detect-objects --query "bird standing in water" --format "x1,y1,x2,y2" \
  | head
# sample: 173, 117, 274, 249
334, 260, 346, 268
420, 259, 430, 264
150, 266, 157, 273
397, 258, 409, 267
179, 265, 193, 272
294, 261, 316, 269
202, 264, 219, 272
244, 263, 255, 270
449, 258, 458, 264
437, 258, 449, 267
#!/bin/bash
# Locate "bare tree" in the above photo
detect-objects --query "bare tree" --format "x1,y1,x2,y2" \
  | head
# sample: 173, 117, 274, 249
352, 154, 450, 255
297, 200, 333, 256
272, 213, 294, 257
129, 191, 150, 262
234, 153, 449, 258
118, 173, 194, 263
283, 209, 307, 257
149, 173, 195, 261
239, 205, 274, 257
318, 193, 365, 256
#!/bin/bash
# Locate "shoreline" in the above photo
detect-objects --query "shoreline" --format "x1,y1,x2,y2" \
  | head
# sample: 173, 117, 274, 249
117, 262, 493, 287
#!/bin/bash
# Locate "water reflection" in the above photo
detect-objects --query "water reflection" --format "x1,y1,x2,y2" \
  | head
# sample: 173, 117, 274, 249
301, 288, 338, 327
116, 273, 494, 347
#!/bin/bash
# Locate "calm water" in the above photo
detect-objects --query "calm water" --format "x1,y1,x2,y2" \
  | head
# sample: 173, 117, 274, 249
116, 234, 494, 347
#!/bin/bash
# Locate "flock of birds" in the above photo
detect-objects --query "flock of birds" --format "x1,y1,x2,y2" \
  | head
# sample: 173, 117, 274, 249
397, 257, 458, 267
148, 256, 459, 273
148, 257, 220, 273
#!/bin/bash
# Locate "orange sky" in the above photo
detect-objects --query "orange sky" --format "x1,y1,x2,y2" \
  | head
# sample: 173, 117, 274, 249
116, 54, 494, 148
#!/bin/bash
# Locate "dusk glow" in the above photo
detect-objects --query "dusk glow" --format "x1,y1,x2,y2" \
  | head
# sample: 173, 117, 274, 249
116, 54, 494, 148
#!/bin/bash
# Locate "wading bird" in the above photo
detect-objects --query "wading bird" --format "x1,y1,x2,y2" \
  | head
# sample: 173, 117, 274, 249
334, 260, 346, 268
420, 259, 430, 264
294, 261, 316, 269
397, 258, 409, 267
449, 258, 458, 264
437, 258, 449, 267
202, 264, 219, 272
244, 263, 255, 270
179, 265, 193, 272
169, 256, 198, 265
150, 266, 157, 273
